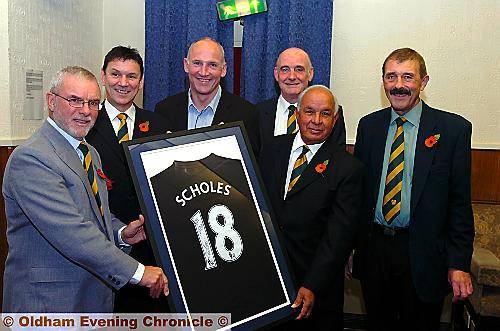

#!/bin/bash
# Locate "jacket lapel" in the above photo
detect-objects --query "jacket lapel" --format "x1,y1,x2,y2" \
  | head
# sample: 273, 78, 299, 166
286, 139, 332, 198
133, 106, 149, 139
370, 109, 392, 204
410, 102, 437, 213
212, 90, 232, 125
93, 104, 125, 162
42, 122, 108, 234
274, 136, 294, 201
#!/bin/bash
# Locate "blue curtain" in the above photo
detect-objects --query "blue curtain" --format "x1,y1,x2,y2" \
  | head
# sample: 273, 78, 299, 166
240, 0, 333, 104
144, 1, 234, 111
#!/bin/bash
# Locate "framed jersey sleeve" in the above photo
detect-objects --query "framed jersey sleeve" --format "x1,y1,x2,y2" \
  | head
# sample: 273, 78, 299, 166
123, 122, 296, 330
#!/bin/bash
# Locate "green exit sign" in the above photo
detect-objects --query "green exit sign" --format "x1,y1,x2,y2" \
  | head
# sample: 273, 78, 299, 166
217, 0, 268, 21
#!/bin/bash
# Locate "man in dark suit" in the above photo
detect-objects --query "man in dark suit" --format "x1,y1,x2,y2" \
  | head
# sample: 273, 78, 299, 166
353, 48, 474, 331
86, 46, 169, 312
154, 37, 260, 154
256, 47, 346, 149
3, 66, 168, 312
260, 85, 363, 330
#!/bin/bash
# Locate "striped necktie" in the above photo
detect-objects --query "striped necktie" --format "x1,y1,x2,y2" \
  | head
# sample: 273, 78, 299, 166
288, 145, 309, 193
78, 142, 103, 216
382, 117, 407, 224
287, 105, 298, 134
116, 113, 129, 143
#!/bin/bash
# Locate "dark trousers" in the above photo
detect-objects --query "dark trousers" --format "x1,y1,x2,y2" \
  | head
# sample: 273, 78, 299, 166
360, 226, 444, 331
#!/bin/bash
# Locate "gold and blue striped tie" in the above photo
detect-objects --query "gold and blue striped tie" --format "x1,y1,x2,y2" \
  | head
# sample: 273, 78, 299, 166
382, 117, 407, 224
288, 145, 309, 193
287, 105, 298, 135
78, 142, 103, 216
116, 113, 129, 143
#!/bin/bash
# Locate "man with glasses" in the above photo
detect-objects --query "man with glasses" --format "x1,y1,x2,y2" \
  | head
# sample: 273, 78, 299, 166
155, 37, 260, 154
257, 47, 346, 150
86, 46, 169, 312
2, 66, 169, 313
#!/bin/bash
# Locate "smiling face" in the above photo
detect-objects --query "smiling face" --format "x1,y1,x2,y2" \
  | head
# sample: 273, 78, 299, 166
274, 48, 314, 103
47, 75, 100, 140
183, 39, 227, 101
101, 59, 143, 112
383, 59, 429, 115
297, 87, 336, 145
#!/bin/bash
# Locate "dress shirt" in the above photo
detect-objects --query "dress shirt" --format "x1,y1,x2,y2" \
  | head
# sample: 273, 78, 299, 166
187, 86, 222, 129
274, 94, 297, 136
284, 133, 324, 199
104, 100, 136, 139
47, 116, 144, 283
374, 100, 422, 228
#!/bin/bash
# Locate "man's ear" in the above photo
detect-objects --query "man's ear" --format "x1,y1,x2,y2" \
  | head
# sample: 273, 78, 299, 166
308, 67, 314, 83
183, 58, 189, 74
420, 75, 429, 91
46, 92, 55, 112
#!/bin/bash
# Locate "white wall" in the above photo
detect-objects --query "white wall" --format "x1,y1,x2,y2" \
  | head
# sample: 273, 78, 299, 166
331, 0, 500, 149
0, 0, 103, 144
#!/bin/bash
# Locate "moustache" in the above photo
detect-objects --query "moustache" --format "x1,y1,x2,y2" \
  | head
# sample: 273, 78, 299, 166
390, 87, 411, 96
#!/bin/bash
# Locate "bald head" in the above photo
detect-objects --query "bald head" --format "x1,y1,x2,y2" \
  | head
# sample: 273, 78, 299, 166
274, 47, 314, 103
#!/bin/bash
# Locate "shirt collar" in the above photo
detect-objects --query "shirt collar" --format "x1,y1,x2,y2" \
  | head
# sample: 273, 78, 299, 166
46, 116, 83, 150
390, 99, 423, 127
278, 94, 297, 115
188, 86, 222, 114
292, 132, 324, 155
104, 99, 136, 123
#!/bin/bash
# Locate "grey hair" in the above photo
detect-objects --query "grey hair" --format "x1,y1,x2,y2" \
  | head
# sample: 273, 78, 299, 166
186, 37, 226, 64
297, 85, 340, 115
49, 66, 98, 93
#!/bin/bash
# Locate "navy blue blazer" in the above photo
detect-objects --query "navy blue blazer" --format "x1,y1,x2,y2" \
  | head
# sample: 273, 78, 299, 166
353, 102, 474, 302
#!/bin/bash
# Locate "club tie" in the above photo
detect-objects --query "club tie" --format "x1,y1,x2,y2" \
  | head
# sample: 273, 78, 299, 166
287, 105, 298, 135
382, 117, 407, 224
288, 145, 309, 193
116, 113, 129, 143
78, 142, 103, 216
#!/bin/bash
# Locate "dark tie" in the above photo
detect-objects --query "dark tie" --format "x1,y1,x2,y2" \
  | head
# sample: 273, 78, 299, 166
287, 105, 298, 135
382, 117, 407, 224
116, 113, 129, 143
78, 142, 103, 216
288, 145, 309, 193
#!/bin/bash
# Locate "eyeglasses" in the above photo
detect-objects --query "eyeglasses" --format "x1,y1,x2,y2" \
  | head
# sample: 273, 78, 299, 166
51, 92, 100, 111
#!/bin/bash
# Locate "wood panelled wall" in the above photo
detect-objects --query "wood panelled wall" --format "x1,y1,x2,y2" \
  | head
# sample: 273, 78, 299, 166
0, 145, 498, 309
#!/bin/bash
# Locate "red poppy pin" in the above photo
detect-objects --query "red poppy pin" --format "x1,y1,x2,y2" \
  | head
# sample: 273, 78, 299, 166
97, 169, 113, 190
138, 121, 150, 132
425, 134, 441, 148
315, 160, 330, 175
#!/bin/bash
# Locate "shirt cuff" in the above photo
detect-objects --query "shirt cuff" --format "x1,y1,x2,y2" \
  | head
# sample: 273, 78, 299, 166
117, 226, 131, 246
129, 263, 145, 284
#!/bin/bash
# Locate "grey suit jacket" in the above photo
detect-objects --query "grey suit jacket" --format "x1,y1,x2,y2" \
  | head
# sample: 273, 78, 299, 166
2, 121, 138, 312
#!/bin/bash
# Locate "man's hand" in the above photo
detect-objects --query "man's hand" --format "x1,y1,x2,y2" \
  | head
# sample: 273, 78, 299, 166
122, 215, 147, 245
291, 287, 315, 320
448, 269, 473, 302
139, 266, 169, 298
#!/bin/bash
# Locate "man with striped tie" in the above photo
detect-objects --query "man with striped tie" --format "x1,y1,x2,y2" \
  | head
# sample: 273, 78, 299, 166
2, 66, 168, 313
260, 85, 363, 330
86, 46, 169, 312
353, 48, 474, 331
256, 47, 346, 151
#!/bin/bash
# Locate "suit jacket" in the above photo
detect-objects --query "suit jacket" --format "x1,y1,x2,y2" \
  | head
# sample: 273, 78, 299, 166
256, 97, 347, 150
353, 102, 474, 302
2, 121, 138, 313
260, 134, 363, 300
154, 89, 260, 155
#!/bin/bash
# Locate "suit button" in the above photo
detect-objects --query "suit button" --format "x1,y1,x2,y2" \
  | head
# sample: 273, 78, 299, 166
116, 280, 121, 285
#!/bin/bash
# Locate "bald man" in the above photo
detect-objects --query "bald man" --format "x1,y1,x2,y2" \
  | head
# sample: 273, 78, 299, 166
256, 47, 346, 150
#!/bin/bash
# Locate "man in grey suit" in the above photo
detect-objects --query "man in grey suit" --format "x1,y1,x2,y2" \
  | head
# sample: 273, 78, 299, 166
2, 66, 169, 312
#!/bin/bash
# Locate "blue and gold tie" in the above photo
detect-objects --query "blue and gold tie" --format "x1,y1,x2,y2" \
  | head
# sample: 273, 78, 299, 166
287, 105, 298, 135
78, 142, 103, 216
288, 145, 309, 193
116, 113, 129, 143
382, 117, 407, 224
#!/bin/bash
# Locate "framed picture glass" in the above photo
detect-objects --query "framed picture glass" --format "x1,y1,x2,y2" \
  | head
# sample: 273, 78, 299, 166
123, 123, 296, 330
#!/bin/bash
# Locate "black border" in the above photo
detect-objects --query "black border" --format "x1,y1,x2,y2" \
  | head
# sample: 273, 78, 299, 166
123, 122, 296, 330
